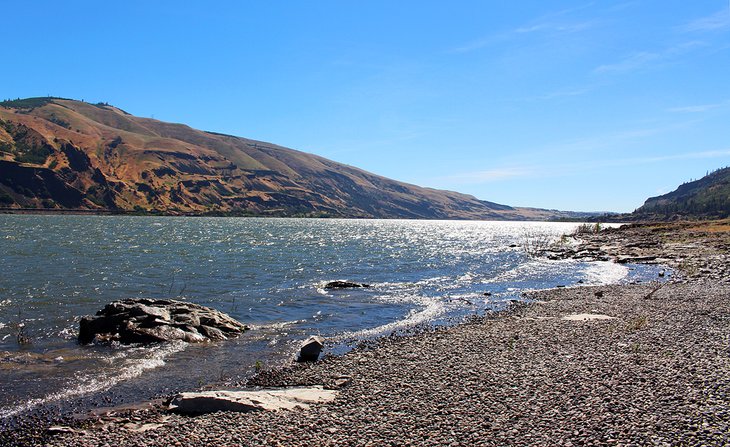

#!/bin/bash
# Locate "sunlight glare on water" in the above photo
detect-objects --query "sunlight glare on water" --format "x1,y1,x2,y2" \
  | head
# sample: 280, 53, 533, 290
0, 216, 662, 418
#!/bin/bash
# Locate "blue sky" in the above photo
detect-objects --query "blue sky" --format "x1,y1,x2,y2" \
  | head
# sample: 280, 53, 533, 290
2, 1, 729, 212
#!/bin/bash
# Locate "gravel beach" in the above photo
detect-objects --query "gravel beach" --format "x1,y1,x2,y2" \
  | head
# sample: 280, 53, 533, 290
7, 222, 730, 446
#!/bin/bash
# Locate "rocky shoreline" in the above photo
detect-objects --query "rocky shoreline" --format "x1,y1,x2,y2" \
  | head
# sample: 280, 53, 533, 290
4, 222, 729, 446
544, 221, 730, 284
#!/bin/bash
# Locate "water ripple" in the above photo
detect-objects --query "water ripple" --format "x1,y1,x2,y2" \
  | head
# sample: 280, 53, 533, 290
0, 216, 665, 417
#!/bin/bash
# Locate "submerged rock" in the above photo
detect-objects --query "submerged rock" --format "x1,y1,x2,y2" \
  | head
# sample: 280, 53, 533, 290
78, 298, 248, 345
297, 335, 325, 362
168, 386, 338, 414
324, 281, 370, 289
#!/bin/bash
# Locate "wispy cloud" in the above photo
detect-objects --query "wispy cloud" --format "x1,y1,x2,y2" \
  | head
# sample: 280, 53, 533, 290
537, 121, 695, 156
445, 149, 730, 185
442, 167, 536, 184
451, 36, 501, 54
600, 1, 637, 13
682, 8, 730, 32
627, 148, 730, 164
531, 87, 591, 101
594, 52, 660, 74
667, 102, 727, 113
515, 21, 595, 35
451, 5, 597, 53
594, 41, 705, 74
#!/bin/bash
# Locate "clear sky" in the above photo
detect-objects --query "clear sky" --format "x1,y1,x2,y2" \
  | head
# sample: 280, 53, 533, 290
2, 1, 729, 212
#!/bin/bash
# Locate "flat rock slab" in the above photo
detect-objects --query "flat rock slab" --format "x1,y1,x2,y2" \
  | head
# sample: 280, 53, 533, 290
122, 422, 165, 433
562, 313, 615, 321
168, 386, 338, 414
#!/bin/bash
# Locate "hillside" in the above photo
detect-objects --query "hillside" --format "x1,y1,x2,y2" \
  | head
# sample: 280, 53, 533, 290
0, 97, 578, 220
633, 167, 730, 220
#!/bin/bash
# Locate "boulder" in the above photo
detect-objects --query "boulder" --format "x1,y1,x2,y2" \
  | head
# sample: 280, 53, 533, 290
324, 281, 370, 289
297, 335, 325, 362
168, 386, 338, 414
78, 298, 248, 345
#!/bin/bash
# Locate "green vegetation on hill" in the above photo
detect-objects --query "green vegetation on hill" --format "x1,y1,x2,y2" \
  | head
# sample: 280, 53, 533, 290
0, 97, 116, 114
0, 97, 68, 110
13, 141, 52, 164
634, 167, 730, 219
0, 119, 53, 164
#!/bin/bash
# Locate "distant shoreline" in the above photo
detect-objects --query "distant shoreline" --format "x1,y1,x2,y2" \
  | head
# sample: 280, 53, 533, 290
0, 207, 117, 215
0, 207, 599, 222
0, 207, 316, 218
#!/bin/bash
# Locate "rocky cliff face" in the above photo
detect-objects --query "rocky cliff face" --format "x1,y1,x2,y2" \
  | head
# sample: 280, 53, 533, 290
0, 97, 571, 220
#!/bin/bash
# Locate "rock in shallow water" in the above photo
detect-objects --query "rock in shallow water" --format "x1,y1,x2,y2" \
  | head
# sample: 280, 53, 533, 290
297, 335, 325, 362
78, 298, 249, 345
324, 281, 370, 289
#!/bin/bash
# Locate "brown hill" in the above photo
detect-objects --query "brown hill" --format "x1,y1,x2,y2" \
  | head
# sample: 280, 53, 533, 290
0, 97, 573, 220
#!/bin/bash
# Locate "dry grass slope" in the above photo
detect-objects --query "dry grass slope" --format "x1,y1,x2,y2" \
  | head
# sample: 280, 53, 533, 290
0, 97, 579, 220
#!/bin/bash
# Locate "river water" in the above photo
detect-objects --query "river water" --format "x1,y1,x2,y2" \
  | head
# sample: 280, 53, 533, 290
0, 216, 662, 419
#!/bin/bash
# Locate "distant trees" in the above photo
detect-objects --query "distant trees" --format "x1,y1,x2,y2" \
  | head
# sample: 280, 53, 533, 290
636, 167, 730, 219
48, 115, 71, 129
0, 191, 14, 205
109, 136, 123, 148
0, 97, 57, 109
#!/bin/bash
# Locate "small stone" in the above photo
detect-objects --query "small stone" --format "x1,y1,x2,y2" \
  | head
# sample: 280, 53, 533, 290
47, 426, 78, 436
297, 335, 325, 362
333, 376, 352, 388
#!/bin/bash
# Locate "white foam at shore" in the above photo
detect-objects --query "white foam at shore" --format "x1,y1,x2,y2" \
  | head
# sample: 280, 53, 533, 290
333, 295, 446, 341
0, 340, 187, 419
251, 319, 308, 331
583, 261, 628, 285
328, 259, 631, 342
482, 258, 559, 283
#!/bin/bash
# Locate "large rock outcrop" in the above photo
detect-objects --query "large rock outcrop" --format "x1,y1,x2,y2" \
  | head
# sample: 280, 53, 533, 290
78, 298, 248, 345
